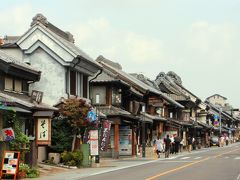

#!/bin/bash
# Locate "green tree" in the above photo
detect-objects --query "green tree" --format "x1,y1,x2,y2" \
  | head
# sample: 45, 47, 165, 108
59, 97, 91, 151
50, 117, 72, 152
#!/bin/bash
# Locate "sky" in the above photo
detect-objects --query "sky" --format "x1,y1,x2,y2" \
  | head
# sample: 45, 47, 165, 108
1, 0, 240, 107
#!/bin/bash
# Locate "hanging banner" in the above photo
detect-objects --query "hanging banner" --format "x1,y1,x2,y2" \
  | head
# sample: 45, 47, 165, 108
100, 120, 111, 151
1, 128, 15, 141
89, 130, 99, 156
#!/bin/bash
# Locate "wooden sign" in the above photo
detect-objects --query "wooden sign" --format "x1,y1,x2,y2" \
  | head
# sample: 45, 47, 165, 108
31, 90, 43, 104
36, 118, 51, 145
148, 97, 163, 107
0, 151, 20, 180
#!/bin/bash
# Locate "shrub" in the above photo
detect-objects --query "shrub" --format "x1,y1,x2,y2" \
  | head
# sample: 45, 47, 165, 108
26, 168, 40, 178
19, 163, 30, 173
61, 150, 83, 167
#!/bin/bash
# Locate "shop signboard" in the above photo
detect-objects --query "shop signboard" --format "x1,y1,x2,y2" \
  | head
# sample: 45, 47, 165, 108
0, 151, 20, 180
89, 130, 99, 156
119, 126, 132, 155
36, 118, 51, 145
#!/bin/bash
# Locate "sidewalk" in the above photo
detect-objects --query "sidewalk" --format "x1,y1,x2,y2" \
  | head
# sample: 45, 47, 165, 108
35, 143, 239, 180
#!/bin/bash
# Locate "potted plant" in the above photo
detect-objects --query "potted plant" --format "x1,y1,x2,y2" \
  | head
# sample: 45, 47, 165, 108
17, 163, 30, 179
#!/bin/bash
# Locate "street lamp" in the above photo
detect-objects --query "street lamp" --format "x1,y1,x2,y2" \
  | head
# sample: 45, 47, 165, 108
142, 105, 146, 158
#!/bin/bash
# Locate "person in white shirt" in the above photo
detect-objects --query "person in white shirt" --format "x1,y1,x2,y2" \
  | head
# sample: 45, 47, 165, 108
154, 136, 163, 158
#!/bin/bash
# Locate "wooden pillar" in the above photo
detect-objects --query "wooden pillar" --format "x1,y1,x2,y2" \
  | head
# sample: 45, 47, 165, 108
132, 127, 136, 156
114, 124, 119, 158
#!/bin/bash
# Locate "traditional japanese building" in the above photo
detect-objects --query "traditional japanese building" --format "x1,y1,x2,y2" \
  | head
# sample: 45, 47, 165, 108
154, 71, 209, 148
90, 56, 183, 158
0, 13, 102, 162
0, 50, 57, 165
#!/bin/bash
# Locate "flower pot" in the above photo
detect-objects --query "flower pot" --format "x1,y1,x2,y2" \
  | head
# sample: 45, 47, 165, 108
17, 171, 26, 179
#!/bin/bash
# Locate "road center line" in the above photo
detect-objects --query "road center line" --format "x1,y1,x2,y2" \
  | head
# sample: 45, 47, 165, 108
214, 148, 240, 158
146, 147, 240, 180
145, 157, 209, 180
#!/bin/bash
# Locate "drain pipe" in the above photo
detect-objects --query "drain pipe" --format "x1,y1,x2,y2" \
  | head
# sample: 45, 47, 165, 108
88, 69, 103, 99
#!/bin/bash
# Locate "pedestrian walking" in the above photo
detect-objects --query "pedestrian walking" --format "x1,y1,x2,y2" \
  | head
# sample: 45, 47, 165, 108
180, 138, 184, 152
170, 135, 175, 154
226, 136, 229, 146
174, 135, 181, 154
153, 135, 163, 158
164, 134, 171, 158
187, 136, 193, 152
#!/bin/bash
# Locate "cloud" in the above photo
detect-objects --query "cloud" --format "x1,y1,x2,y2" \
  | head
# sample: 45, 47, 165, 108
125, 32, 163, 63
70, 17, 164, 65
186, 21, 240, 65
0, 4, 33, 35
69, 17, 110, 45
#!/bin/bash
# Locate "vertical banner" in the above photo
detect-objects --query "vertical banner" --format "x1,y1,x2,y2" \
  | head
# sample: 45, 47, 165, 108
100, 120, 111, 151
89, 130, 99, 156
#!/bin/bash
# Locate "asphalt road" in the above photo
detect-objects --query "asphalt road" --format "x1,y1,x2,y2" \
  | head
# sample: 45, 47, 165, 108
80, 144, 240, 180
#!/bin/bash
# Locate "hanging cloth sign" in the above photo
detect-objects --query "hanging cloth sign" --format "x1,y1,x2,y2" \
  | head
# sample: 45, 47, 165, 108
100, 120, 111, 151
1, 127, 15, 141
87, 110, 97, 122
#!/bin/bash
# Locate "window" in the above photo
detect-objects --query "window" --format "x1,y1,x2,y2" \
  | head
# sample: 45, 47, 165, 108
5, 77, 13, 91
4, 77, 24, 93
22, 80, 29, 93
14, 79, 22, 92
91, 86, 106, 105
70, 71, 76, 95
112, 88, 121, 106
83, 75, 88, 98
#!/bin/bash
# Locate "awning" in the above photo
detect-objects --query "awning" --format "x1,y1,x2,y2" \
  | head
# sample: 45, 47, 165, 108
33, 111, 54, 117
168, 119, 193, 127
0, 105, 31, 113
140, 112, 167, 123
140, 114, 153, 123
197, 121, 212, 129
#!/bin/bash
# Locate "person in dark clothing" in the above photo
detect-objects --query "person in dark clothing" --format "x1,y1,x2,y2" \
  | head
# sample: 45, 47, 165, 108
174, 136, 181, 154
187, 136, 193, 152
164, 135, 171, 158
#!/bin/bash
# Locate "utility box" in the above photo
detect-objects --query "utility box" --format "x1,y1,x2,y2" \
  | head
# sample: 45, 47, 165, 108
80, 144, 91, 167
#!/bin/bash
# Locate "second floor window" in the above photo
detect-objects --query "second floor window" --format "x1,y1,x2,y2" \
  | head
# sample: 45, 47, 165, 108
4, 76, 26, 93
69, 71, 88, 98
112, 88, 121, 106
5, 77, 13, 91
70, 71, 76, 95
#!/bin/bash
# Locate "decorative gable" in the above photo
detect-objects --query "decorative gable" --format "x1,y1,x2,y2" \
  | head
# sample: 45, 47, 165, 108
16, 14, 101, 76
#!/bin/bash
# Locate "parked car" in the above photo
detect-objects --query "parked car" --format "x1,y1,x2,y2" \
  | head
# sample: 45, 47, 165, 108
210, 136, 219, 147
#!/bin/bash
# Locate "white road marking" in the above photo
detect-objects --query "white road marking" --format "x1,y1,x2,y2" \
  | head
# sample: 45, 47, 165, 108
237, 173, 240, 180
235, 157, 240, 160
180, 157, 190, 160
162, 160, 194, 163
194, 157, 201, 159
168, 156, 178, 160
